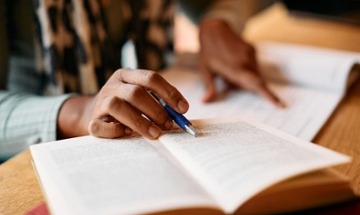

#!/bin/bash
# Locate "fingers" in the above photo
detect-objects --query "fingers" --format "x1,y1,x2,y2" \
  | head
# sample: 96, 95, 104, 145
253, 82, 286, 108
198, 22, 283, 106
231, 70, 286, 108
208, 61, 285, 107
115, 69, 189, 113
89, 68, 187, 140
100, 96, 162, 140
116, 84, 174, 130
88, 69, 189, 139
201, 64, 217, 103
234, 70, 286, 108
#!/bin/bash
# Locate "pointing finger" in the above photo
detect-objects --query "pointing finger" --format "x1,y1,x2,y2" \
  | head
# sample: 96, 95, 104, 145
201, 64, 217, 103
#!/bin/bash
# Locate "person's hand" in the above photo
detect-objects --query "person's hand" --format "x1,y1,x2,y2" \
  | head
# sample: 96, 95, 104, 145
199, 19, 284, 107
57, 69, 189, 139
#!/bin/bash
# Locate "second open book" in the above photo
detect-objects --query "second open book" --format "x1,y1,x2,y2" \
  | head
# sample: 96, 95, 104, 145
31, 118, 354, 215
163, 42, 360, 141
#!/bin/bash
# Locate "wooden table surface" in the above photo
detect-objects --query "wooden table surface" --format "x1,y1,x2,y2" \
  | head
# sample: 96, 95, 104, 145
1, 3, 360, 215
243, 4, 360, 198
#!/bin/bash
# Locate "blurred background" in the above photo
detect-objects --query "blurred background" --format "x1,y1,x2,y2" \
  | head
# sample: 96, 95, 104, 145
174, 0, 360, 53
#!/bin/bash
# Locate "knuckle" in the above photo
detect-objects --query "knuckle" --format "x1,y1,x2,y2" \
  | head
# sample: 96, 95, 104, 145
127, 85, 145, 100
143, 70, 161, 84
165, 86, 179, 100
114, 68, 131, 80
114, 68, 124, 77
102, 96, 121, 113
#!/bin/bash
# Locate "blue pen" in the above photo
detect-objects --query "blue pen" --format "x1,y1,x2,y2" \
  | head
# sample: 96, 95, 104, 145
150, 92, 197, 137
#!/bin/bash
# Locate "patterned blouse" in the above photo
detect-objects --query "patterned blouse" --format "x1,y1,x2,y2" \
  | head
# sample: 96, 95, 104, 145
0, 0, 250, 160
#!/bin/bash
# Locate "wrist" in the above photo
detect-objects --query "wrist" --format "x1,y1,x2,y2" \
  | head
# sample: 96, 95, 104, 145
57, 95, 94, 139
200, 18, 228, 33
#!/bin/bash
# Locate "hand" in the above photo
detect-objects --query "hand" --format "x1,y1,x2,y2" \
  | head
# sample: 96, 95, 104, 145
57, 69, 189, 139
199, 19, 284, 107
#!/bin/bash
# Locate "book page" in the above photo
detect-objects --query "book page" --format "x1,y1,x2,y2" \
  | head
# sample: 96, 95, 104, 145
256, 42, 360, 94
159, 118, 350, 213
30, 136, 216, 215
162, 68, 342, 141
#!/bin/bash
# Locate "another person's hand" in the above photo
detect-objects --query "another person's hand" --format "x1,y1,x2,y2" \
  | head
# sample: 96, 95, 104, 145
58, 69, 189, 139
199, 19, 284, 107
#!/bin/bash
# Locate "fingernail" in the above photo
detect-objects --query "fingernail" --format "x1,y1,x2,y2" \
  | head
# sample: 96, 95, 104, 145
177, 100, 188, 113
164, 119, 173, 130
148, 125, 161, 138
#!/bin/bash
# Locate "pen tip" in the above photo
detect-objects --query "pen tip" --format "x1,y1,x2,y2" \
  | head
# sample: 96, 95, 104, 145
185, 125, 197, 137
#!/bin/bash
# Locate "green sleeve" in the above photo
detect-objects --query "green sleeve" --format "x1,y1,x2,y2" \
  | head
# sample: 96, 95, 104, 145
0, 92, 74, 161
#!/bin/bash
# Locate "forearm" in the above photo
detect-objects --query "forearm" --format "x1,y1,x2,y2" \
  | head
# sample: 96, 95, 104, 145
178, 0, 256, 35
202, 0, 257, 34
0, 91, 72, 160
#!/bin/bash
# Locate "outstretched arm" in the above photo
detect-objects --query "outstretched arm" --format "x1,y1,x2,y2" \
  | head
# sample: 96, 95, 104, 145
178, 0, 284, 107
198, 18, 284, 107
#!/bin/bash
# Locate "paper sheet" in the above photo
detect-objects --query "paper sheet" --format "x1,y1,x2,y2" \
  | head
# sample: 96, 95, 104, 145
159, 119, 350, 213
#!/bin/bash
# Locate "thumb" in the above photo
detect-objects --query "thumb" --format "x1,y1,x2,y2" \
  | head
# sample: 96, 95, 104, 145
88, 116, 132, 138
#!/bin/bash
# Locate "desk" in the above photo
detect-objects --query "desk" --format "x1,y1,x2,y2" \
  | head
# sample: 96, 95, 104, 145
243, 4, 360, 198
1, 4, 360, 215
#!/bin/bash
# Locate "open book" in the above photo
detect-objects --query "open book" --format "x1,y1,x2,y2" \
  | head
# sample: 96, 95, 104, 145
31, 118, 354, 215
163, 42, 360, 141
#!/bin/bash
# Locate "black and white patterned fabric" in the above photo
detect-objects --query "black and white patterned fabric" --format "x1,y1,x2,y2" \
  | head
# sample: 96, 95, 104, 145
33, 0, 174, 96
